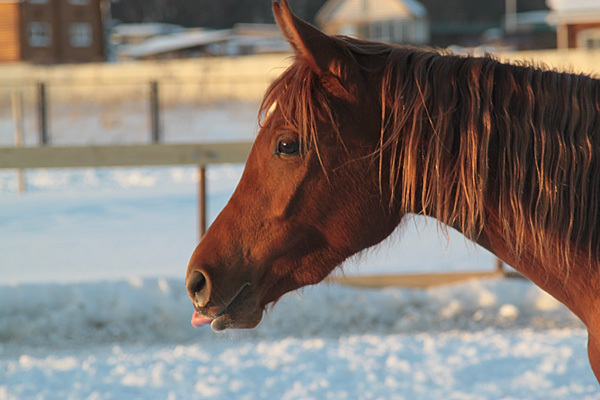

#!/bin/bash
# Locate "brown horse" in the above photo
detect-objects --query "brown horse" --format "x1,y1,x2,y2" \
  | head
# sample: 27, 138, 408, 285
186, 0, 600, 382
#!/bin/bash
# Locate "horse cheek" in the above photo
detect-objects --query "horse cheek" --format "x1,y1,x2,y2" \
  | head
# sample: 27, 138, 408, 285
269, 161, 312, 220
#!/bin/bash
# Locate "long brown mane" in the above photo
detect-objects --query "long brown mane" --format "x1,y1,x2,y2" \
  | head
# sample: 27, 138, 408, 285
260, 37, 600, 272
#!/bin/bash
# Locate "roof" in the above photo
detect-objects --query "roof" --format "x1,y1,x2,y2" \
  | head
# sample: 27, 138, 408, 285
118, 29, 231, 59
111, 23, 184, 38
316, 0, 427, 26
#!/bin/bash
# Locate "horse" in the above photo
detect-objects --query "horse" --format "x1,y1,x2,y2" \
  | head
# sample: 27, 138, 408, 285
186, 0, 600, 382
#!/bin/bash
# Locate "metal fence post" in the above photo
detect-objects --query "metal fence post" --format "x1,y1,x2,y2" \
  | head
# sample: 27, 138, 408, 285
150, 81, 161, 143
495, 257, 505, 275
37, 82, 49, 146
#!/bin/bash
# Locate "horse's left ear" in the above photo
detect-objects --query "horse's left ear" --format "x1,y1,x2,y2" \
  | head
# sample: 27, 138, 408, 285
273, 0, 349, 77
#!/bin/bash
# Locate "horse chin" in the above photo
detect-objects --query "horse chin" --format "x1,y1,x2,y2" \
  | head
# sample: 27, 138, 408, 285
209, 308, 263, 331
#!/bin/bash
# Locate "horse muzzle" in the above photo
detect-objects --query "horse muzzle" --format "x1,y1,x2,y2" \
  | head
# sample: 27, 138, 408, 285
186, 269, 261, 331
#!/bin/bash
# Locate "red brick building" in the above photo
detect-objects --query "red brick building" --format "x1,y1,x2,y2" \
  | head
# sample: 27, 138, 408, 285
0, 0, 106, 63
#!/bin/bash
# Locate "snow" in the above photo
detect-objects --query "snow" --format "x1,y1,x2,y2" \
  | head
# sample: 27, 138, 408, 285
0, 278, 597, 399
0, 102, 598, 398
2, 329, 596, 399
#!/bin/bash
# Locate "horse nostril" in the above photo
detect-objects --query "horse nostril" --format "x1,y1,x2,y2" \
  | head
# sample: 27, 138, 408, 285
187, 270, 210, 307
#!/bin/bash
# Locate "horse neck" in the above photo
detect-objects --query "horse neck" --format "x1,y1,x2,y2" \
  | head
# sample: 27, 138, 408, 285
475, 202, 600, 330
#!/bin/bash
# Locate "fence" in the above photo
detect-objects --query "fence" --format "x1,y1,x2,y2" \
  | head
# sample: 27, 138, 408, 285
0, 54, 291, 106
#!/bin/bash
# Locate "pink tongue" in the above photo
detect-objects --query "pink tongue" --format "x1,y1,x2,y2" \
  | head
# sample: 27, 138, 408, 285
191, 311, 212, 328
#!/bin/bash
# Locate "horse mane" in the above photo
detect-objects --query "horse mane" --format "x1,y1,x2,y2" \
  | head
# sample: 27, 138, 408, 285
260, 37, 600, 272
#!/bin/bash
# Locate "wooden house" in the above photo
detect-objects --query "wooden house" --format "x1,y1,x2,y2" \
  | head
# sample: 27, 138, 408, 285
547, 0, 600, 49
0, 0, 22, 62
315, 0, 430, 45
0, 0, 105, 63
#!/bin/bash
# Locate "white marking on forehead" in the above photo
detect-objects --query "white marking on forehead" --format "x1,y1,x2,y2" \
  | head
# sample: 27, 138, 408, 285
260, 100, 278, 127
266, 100, 277, 119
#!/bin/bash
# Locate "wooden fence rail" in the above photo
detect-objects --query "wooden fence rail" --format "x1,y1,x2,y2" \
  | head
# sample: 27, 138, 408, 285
0, 142, 253, 169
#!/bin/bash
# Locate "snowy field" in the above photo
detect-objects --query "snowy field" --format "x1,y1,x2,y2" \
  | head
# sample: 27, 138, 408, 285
0, 102, 598, 398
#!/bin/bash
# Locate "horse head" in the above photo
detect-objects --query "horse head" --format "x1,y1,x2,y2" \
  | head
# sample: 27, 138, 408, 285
185, 0, 400, 331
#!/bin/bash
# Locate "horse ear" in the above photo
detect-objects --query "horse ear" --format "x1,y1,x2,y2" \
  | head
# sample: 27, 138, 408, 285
273, 0, 345, 76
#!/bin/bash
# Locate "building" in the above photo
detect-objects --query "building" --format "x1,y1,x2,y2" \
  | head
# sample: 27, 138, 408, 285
547, 0, 600, 49
0, 0, 106, 63
315, 0, 430, 45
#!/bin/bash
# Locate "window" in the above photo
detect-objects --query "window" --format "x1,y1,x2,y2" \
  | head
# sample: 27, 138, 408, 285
68, 0, 90, 4
371, 20, 402, 43
578, 28, 600, 49
27, 22, 52, 47
69, 22, 92, 47
586, 38, 600, 49
28, 0, 49, 4
371, 22, 389, 42
390, 21, 404, 42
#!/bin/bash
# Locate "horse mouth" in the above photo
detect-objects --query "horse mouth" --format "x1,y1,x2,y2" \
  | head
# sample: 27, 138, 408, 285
191, 282, 261, 331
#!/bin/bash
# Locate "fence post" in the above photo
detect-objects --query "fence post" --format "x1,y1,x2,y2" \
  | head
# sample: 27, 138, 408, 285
495, 257, 504, 275
149, 81, 161, 143
198, 165, 207, 239
12, 90, 26, 193
37, 82, 49, 146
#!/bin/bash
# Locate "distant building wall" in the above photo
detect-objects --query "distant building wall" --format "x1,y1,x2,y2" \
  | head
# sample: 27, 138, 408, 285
0, 2, 22, 62
20, 0, 59, 63
55, 0, 105, 63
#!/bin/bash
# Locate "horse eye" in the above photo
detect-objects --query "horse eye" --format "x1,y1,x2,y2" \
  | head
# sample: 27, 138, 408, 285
277, 139, 300, 156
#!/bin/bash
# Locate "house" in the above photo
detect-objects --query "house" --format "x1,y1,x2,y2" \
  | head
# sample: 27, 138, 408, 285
547, 0, 600, 49
0, 0, 105, 64
315, 0, 430, 45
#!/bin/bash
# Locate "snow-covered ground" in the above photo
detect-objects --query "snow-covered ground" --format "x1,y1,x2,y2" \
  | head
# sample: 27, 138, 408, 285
0, 278, 596, 399
0, 102, 598, 398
